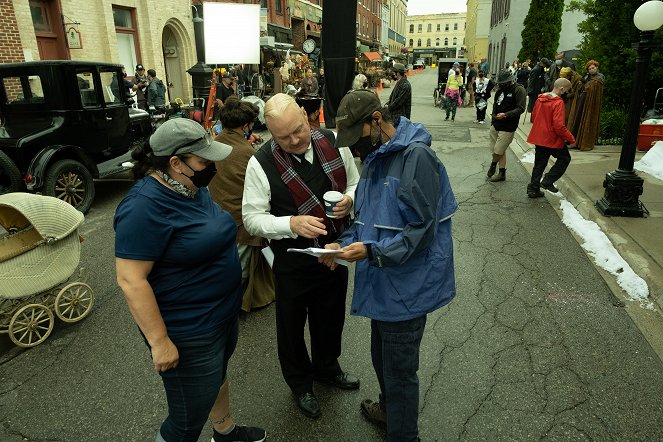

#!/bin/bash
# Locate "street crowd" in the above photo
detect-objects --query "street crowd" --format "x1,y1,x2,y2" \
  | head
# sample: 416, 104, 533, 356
112, 49, 601, 442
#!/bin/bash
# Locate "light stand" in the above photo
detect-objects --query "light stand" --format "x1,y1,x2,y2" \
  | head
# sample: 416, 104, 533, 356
596, 0, 663, 217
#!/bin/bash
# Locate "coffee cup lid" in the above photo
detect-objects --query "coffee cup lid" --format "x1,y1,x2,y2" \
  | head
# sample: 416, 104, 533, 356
323, 191, 344, 202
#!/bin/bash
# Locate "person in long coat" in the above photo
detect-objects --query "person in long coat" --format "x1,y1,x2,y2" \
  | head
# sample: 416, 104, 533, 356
567, 60, 605, 151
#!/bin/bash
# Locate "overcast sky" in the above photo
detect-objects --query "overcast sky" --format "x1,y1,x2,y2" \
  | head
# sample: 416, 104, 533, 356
406, 0, 467, 15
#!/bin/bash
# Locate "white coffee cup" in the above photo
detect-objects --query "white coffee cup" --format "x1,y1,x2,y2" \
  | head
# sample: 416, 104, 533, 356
323, 191, 344, 218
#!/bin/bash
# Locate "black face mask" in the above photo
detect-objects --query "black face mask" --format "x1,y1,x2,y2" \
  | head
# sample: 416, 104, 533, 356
352, 135, 381, 161
182, 161, 217, 188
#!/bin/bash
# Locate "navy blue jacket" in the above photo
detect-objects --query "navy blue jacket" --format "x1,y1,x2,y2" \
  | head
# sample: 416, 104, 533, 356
338, 118, 457, 321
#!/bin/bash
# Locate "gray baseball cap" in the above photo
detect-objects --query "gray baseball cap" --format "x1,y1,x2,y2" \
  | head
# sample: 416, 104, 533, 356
335, 89, 382, 147
150, 118, 232, 161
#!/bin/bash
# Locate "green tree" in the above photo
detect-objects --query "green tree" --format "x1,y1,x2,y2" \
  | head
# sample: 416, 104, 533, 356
518, 0, 565, 63
568, 0, 663, 111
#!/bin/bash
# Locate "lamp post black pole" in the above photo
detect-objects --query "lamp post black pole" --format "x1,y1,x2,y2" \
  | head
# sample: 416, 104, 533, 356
596, 30, 656, 217
187, 6, 213, 101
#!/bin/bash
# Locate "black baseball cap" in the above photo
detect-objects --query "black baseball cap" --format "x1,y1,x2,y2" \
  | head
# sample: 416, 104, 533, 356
335, 89, 382, 147
136, 64, 144, 71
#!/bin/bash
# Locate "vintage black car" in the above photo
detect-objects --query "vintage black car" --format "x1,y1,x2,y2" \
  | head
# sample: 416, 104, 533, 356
0, 60, 152, 213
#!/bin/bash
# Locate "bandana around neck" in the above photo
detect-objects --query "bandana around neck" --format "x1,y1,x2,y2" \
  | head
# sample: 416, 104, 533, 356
155, 169, 196, 198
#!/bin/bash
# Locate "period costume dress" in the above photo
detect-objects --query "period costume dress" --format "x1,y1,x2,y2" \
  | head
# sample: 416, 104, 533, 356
568, 73, 605, 151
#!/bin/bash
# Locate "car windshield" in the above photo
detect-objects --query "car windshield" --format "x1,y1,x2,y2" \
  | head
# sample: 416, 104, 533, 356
2, 75, 45, 106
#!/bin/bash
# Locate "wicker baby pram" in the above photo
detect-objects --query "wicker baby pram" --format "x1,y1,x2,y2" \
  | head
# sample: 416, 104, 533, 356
0, 193, 93, 348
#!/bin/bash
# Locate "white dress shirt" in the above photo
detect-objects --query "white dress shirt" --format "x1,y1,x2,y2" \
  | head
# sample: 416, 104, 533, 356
242, 143, 360, 240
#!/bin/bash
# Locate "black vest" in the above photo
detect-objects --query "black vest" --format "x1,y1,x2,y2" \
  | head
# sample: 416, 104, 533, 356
255, 143, 341, 274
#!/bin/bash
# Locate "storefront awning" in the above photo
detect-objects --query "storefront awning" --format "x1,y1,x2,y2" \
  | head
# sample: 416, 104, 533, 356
361, 52, 382, 62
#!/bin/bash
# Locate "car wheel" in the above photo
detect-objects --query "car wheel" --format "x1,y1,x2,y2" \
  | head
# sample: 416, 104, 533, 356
44, 159, 95, 213
0, 151, 22, 195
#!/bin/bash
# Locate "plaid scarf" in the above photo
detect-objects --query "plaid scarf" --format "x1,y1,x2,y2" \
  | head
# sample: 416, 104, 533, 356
272, 130, 348, 245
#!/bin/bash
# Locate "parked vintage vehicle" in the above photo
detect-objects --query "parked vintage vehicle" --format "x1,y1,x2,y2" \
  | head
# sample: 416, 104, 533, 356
0, 61, 152, 213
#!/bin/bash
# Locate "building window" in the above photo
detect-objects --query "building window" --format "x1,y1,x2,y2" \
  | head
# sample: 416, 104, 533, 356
437, 24, 441, 31
445, 24, 449, 31
261, 0, 267, 6
418, 24, 422, 33
275, 0, 282, 14
409, 24, 414, 33
113, 7, 141, 73
436, 37, 440, 47
417, 39, 421, 47
444, 38, 448, 46
409, 38, 413, 46
453, 37, 457, 46
426, 38, 431, 47
454, 23, 458, 30
427, 23, 431, 32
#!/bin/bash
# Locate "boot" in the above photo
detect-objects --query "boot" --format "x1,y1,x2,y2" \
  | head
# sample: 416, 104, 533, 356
540, 181, 559, 193
487, 162, 498, 178
527, 183, 544, 198
490, 168, 506, 182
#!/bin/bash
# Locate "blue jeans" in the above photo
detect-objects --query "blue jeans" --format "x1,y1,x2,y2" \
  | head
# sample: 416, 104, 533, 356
371, 315, 427, 442
157, 316, 239, 442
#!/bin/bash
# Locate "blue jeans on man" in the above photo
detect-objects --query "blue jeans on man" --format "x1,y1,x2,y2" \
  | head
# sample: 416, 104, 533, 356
371, 315, 427, 442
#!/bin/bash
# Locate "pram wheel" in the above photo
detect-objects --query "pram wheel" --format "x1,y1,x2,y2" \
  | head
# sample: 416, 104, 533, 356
55, 282, 94, 323
9, 303, 54, 348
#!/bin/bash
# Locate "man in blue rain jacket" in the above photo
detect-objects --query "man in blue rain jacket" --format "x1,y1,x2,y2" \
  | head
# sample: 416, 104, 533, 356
321, 89, 457, 442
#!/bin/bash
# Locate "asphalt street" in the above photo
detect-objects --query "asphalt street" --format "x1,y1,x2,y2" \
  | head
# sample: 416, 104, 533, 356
1, 68, 663, 441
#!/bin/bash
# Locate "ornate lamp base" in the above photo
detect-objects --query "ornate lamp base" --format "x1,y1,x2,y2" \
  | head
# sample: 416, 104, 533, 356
596, 170, 645, 217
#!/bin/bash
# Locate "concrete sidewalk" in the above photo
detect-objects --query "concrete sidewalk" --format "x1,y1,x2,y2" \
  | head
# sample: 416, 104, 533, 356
509, 113, 663, 313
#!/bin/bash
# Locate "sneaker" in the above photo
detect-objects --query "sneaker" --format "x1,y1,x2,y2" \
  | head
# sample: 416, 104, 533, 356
445, 116, 449, 121
451, 117, 455, 121
541, 182, 559, 193
360, 399, 387, 426
212, 425, 266, 442
479, 120, 485, 124
474, 120, 479, 123
527, 189, 544, 198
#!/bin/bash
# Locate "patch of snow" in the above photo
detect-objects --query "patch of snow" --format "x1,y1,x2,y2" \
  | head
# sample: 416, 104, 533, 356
521, 150, 535, 164
634, 141, 663, 181
559, 200, 653, 309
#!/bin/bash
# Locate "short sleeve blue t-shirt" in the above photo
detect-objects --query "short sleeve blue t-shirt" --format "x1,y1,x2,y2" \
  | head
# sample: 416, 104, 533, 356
114, 177, 242, 339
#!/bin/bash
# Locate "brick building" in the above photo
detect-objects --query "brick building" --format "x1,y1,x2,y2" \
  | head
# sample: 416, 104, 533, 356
357, 0, 383, 52
1, 0, 196, 102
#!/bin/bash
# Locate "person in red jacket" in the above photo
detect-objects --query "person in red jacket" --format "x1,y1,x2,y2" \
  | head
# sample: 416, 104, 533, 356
526, 78, 576, 198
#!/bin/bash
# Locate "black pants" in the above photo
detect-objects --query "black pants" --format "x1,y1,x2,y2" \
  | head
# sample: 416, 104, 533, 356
274, 265, 348, 395
529, 145, 571, 190
476, 106, 487, 121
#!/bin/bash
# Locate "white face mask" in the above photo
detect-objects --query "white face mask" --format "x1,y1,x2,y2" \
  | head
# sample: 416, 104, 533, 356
555, 59, 563, 66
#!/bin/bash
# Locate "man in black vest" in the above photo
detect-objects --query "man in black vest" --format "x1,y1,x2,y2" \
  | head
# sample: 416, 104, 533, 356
386, 63, 411, 121
242, 93, 360, 419
487, 69, 527, 182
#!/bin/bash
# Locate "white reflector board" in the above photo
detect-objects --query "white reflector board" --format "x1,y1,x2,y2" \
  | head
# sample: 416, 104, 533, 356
203, 3, 260, 64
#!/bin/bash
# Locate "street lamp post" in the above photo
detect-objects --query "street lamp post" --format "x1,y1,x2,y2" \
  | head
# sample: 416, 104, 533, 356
186, 5, 213, 101
596, 0, 663, 217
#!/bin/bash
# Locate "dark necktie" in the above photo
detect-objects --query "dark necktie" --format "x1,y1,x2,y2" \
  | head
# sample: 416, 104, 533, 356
294, 153, 311, 174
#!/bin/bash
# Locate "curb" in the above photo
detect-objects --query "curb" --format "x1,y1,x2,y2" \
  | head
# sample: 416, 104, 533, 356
510, 124, 663, 313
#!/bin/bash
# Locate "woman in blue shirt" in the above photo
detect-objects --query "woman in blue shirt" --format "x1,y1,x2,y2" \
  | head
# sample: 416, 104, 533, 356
114, 118, 265, 442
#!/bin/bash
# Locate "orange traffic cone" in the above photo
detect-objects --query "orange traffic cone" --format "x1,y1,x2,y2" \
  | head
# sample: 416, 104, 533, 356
379, 80, 383, 91
319, 106, 325, 124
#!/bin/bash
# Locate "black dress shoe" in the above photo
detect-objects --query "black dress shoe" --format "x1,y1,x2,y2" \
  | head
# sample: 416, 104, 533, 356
296, 392, 321, 418
314, 371, 360, 390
